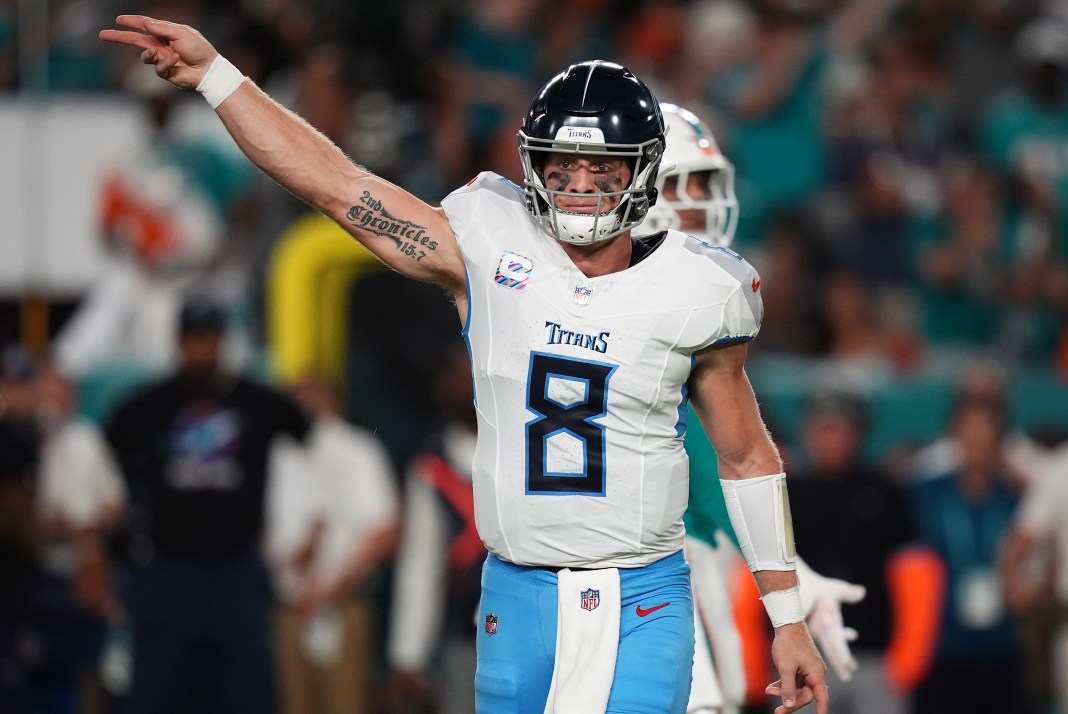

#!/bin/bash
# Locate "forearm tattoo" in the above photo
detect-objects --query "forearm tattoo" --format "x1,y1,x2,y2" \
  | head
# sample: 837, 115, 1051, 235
346, 190, 438, 261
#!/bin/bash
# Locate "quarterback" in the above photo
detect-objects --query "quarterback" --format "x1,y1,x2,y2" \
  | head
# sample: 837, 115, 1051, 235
102, 15, 828, 714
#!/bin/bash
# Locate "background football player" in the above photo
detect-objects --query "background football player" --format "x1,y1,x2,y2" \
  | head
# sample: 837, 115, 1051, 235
639, 104, 866, 714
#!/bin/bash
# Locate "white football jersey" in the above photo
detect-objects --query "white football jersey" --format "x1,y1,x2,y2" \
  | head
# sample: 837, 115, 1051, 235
441, 172, 763, 568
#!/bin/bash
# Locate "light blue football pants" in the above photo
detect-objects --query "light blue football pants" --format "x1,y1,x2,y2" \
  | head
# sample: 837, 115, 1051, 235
475, 550, 694, 713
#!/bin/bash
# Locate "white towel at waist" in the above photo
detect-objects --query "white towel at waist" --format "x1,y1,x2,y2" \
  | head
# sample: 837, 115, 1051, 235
543, 567, 621, 714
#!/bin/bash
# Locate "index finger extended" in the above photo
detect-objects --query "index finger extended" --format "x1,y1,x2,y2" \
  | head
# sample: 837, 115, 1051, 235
98, 16, 162, 49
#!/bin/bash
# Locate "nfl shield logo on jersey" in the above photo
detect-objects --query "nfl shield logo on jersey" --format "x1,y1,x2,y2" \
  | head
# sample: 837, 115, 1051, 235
580, 588, 600, 611
572, 285, 593, 306
484, 613, 499, 635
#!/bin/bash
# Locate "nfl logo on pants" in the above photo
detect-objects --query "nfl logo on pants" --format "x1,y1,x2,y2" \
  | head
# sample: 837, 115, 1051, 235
581, 588, 600, 611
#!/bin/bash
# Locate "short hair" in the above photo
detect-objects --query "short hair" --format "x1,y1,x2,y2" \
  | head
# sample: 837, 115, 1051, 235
803, 388, 870, 431
178, 298, 226, 335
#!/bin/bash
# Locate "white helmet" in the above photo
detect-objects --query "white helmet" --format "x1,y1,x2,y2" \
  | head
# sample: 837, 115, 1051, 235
638, 103, 738, 246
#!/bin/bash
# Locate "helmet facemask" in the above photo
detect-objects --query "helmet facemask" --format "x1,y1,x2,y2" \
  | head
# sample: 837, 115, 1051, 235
645, 162, 738, 245
518, 131, 665, 245
636, 103, 739, 247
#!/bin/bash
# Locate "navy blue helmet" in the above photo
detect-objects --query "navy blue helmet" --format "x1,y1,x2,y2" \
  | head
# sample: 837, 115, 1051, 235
517, 61, 665, 245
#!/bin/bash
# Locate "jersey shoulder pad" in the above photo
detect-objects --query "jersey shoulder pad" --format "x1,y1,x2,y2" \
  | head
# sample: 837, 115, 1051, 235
443, 171, 525, 205
441, 172, 528, 248
683, 236, 752, 276
682, 235, 764, 347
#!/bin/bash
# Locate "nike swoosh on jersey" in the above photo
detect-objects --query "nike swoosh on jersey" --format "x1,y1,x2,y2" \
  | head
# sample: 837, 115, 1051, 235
635, 602, 670, 617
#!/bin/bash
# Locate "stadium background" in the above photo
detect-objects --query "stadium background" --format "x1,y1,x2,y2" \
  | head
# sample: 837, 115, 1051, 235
2, 0, 1068, 712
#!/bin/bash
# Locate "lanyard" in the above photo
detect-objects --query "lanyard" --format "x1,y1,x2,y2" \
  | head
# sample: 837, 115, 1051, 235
939, 482, 1007, 571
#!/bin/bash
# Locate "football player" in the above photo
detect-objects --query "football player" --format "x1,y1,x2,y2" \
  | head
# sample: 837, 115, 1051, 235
640, 104, 865, 714
102, 16, 828, 713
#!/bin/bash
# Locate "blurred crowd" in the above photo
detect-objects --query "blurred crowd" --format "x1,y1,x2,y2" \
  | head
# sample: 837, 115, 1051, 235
5, 0, 1068, 374
3, 0, 1068, 712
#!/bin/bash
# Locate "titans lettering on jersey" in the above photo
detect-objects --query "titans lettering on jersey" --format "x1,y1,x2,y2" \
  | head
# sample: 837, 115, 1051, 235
442, 172, 762, 569
545, 321, 610, 353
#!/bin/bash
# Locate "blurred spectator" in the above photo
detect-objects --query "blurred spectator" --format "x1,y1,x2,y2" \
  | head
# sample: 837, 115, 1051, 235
538, 0, 617, 85
911, 361, 1044, 489
616, 0, 687, 86
747, 211, 828, 357
786, 388, 942, 713
265, 373, 399, 714
0, 346, 43, 714
820, 26, 974, 369
427, 0, 618, 190
0, 346, 43, 456
75, 297, 321, 714
670, 0, 755, 115
976, 16, 1068, 366
826, 31, 951, 291
703, 1, 831, 245
53, 60, 254, 378
345, 272, 465, 470
908, 159, 1008, 357
0, 452, 37, 714
433, 0, 547, 187
1002, 432, 1068, 714
383, 344, 480, 714
21, 0, 115, 91
816, 271, 917, 385
909, 0, 1032, 137
29, 362, 124, 713
908, 399, 1025, 714
36, 363, 124, 540
1014, 490, 1068, 702
0, 3, 14, 89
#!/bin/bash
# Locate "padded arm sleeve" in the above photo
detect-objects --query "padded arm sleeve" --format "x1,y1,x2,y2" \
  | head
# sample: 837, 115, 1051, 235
721, 473, 797, 572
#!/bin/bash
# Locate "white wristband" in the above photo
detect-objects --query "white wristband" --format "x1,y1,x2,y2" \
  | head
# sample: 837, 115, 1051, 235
196, 54, 245, 109
761, 586, 805, 628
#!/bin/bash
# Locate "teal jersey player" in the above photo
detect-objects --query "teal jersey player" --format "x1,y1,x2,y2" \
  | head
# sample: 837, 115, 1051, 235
638, 105, 867, 713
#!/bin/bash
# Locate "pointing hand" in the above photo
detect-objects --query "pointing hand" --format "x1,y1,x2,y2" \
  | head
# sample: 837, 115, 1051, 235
100, 16, 217, 89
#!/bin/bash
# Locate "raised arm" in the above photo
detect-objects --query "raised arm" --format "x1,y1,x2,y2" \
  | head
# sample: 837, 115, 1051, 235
99, 16, 467, 298
689, 342, 828, 714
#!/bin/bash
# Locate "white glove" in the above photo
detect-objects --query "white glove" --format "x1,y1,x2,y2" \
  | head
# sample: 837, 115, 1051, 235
795, 556, 866, 682
807, 594, 860, 681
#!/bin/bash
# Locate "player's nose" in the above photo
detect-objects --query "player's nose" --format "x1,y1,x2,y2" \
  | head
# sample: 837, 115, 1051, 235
566, 167, 597, 193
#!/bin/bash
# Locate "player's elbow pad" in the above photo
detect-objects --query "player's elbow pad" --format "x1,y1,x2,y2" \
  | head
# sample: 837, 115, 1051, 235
721, 473, 797, 572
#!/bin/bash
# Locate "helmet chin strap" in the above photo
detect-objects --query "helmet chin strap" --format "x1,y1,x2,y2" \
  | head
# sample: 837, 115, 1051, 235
553, 207, 624, 245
